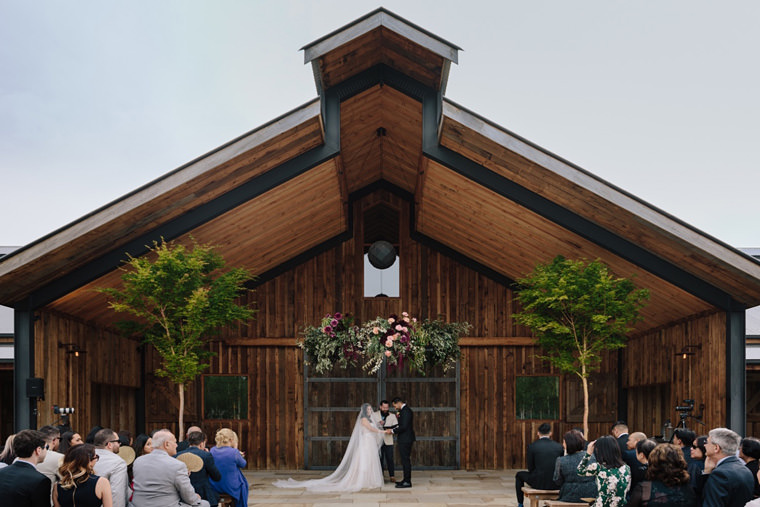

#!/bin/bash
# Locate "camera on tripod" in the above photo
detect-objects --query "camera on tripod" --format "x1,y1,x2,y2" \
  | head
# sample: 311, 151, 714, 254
53, 405, 75, 415
675, 399, 694, 415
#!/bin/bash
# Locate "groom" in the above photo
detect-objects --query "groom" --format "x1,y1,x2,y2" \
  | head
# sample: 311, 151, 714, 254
387, 396, 415, 488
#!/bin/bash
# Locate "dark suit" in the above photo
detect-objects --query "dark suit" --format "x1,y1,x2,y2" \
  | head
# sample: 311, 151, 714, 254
617, 433, 629, 454
177, 447, 222, 506
516, 437, 564, 504
0, 460, 52, 507
623, 449, 646, 488
746, 459, 760, 498
701, 455, 754, 507
393, 405, 416, 484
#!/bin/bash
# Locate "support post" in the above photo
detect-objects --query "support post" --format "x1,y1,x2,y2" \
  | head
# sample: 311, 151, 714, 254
726, 309, 746, 435
13, 308, 36, 430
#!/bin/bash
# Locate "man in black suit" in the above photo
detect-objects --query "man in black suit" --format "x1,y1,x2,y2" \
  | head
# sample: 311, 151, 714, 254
0, 429, 52, 507
177, 430, 222, 506
389, 396, 415, 488
611, 421, 629, 454
515, 423, 564, 507
700, 427, 754, 507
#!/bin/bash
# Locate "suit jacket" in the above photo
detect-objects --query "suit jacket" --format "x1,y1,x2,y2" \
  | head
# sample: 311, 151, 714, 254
617, 433, 629, 454
525, 437, 564, 490
95, 448, 129, 507
0, 460, 52, 507
372, 410, 398, 446
177, 447, 222, 506
393, 405, 416, 444
702, 455, 754, 507
746, 459, 760, 498
130, 449, 205, 507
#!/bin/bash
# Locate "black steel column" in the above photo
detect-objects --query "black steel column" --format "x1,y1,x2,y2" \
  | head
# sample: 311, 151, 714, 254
726, 309, 746, 435
13, 308, 36, 430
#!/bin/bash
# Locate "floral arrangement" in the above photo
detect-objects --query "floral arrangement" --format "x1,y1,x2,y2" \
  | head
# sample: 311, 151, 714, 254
299, 311, 470, 375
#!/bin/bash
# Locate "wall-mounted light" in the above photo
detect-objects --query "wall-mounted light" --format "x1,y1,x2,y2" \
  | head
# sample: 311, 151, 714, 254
58, 342, 86, 357
676, 344, 701, 360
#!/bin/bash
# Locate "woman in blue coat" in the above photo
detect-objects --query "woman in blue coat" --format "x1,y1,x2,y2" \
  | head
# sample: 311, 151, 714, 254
209, 428, 249, 507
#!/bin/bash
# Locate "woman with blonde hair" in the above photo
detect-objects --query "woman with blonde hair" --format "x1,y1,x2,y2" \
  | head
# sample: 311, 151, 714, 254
54, 443, 112, 507
210, 428, 248, 507
0, 433, 16, 466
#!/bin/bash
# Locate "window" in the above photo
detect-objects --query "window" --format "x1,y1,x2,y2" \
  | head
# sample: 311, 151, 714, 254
203, 375, 248, 419
516, 376, 559, 420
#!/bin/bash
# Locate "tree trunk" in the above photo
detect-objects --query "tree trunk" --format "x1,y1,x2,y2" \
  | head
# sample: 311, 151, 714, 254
178, 382, 185, 439
582, 374, 589, 440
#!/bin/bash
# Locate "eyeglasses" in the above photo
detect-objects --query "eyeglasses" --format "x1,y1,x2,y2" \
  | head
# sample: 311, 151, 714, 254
109, 439, 121, 444
44, 444, 49, 450
90, 455, 100, 461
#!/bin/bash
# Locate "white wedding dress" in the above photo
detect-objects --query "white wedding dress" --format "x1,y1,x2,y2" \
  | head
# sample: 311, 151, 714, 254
273, 403, 385, 492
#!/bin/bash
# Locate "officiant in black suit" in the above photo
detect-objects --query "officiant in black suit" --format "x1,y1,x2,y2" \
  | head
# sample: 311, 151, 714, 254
389, 396, 415, 488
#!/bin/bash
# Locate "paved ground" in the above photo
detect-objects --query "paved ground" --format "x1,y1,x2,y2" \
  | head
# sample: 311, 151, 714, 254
244, 469, 520, 506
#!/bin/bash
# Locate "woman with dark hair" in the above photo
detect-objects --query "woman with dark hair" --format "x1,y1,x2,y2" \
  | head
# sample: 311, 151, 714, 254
84, 426, 102, 445
132, 434, 152, 459
628, 443, 696, 507
58, 431, 84, 455
688, 436, 707, 490
54, 443, 113, 507
578, 435, 631, 507
553, 430, 598, 502
740, 437, 760, 498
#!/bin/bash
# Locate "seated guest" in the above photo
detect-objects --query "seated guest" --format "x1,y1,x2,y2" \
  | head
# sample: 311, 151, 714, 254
177, 431, 222, 506
130, 429, 209, 507
553, 429, 597, 502
209, 428, 249, 507
700, 427, 754, 507
0, 433, 16, 465
740, 437, 760, 498
132, 434, 152, 460
54, 443, 112, 507
578, 435, 631, 507
515, 423, 563, 507
177, 426, 202, 453
86, 426, 103, 445
612, 421, 630, 454
672, 429, 696, 466
94, 428, 128, 507
38, 425, 65, 497
625, 432, 648, 488
628, 443, 696, 507
688, 436, 707, 490
118, 431, 133, 448
634, 437, 657, 486
0, 429, 52, 507
59, 432, 84, 454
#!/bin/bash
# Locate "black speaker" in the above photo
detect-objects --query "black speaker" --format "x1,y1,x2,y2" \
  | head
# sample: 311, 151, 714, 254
26, 377, 44, 399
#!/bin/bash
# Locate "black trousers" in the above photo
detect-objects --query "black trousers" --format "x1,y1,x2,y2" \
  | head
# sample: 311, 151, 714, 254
380, 443, 395, 477
515, 470, 536, 504
397, 441, 413, 483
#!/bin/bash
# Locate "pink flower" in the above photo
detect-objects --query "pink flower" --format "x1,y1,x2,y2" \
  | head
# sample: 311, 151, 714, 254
384, 350, 392, 357
323, 326, 332, 334
330, 319, 339, 327
393, 333, 400, 340
403, 317, 410, 323
412, 318, 417, 322
402, 312, 409, 317
402, 327, 408, 332
395, 324, 403, 331
372, 327, 380, 335
388, 318, 395, 324
385, 339, 393, 347
334, 312, 342, 319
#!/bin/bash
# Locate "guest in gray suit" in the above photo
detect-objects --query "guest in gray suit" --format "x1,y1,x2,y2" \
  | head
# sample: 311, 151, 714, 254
554, 429, 597, 502
129, 429, 209, 507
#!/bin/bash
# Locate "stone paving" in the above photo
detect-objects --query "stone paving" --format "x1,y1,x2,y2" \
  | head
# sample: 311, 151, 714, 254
244, 469, 520, 506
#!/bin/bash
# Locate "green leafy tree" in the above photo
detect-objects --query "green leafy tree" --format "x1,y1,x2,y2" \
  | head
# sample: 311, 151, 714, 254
98, 239, 256, 436
514, 256, 649, 437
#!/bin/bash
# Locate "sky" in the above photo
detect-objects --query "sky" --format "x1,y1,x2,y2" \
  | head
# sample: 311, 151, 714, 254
1, 1, 759, 250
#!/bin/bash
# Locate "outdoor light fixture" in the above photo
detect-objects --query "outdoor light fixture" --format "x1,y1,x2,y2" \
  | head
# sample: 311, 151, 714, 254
58, 342, 86, 357
676, 344, 701, 359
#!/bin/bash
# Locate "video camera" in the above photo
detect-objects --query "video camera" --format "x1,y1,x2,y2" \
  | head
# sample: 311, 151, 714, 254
53, 405, 75, 415
675, 399, 694, 415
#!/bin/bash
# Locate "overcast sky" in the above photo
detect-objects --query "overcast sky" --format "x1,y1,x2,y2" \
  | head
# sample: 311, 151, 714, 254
1, 1, 759, 249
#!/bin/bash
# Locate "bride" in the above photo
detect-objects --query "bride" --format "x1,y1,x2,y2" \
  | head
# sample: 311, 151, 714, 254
273, 402, 386, 492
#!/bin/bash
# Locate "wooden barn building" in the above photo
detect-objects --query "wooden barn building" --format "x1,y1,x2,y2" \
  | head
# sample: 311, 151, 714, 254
2, 9, 760, 469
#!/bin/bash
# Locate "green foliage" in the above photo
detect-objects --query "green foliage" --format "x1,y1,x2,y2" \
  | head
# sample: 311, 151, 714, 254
514, 256, 649, 377
516, 376, 559, 420
204, 376, 248, 419
98, 238, 256, 386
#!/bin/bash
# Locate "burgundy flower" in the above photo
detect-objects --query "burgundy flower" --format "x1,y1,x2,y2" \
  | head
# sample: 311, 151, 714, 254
323, 326, 332, 334
331, 319, 339, 328
334, 312, 342, 319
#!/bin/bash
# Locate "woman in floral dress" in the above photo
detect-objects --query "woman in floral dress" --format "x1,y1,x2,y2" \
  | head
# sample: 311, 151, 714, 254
578, 435, 632, 507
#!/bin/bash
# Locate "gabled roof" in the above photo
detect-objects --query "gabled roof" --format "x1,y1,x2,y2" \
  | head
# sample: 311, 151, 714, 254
2, 8, 760, 334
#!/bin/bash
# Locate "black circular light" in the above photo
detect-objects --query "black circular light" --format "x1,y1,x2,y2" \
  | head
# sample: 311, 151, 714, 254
367, 240, 396, 269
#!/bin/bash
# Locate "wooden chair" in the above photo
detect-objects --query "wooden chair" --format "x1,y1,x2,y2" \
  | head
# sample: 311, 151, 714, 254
218, 493, 235, 507
545, 501, 592, 507
521, 487, 560, 507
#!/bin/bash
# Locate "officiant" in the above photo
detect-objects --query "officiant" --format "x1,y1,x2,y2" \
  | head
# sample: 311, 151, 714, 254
373, 400, 398, 483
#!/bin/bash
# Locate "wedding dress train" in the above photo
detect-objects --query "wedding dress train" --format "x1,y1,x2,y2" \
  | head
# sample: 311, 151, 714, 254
273, 403, 385, 492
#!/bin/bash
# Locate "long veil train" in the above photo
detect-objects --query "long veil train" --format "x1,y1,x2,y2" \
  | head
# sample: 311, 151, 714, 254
273, 402, 384, 492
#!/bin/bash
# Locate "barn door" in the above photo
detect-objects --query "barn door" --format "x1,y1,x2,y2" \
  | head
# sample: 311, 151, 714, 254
304, 357, 460, 469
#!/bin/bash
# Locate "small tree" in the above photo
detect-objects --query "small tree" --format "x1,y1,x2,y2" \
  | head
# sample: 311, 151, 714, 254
98, 239, 256, 436
513, 256, 649, 438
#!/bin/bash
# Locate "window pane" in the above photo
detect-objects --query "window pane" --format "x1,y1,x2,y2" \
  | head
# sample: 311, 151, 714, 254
204, 376, 248, 419
516, 376, 559, 420
364, 253, 399, 297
